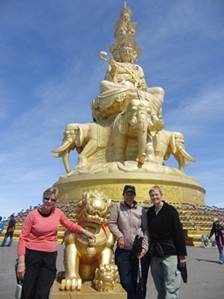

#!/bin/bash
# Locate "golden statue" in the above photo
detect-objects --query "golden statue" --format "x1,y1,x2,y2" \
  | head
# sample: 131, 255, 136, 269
154, 130, 195, 171
60, 190, 119, 292
92, 4, 164, 129
52, 123, 111, 172
51, 4, 205, 296
52, 2, 204, 204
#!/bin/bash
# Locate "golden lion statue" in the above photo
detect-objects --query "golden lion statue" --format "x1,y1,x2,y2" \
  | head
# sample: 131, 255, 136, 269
60, 190, 119, 292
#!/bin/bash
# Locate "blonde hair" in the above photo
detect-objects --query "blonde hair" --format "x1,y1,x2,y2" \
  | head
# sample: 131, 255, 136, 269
43, 187, 59, 199
149, 185, 163, 196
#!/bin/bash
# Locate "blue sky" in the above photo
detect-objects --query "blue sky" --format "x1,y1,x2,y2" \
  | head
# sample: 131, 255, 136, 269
0, 0, 223, 217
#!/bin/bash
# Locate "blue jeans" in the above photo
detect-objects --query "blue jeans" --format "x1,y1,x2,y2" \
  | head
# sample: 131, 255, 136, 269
115, 248, 149, 299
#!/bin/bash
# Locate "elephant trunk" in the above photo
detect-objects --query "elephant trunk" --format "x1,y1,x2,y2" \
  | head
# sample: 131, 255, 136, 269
136, 129, 147, 166
52, 140, 72, 157
138, 111, 148, 132
139, 122, 147, 132
178, 145, 195, 162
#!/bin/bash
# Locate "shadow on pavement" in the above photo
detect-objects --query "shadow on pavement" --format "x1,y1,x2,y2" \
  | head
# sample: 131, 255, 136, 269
196, 258, 220, 264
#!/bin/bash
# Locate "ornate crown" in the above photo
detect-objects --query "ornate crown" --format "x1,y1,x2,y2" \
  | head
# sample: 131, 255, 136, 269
109, 2, 141, 63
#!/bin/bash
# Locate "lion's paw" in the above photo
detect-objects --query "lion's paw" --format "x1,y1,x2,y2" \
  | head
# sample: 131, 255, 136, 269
93, 264, 119, 292
60, 276, 82, 291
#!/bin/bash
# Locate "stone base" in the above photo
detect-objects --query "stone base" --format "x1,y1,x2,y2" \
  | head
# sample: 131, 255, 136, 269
50, 281, 127, 299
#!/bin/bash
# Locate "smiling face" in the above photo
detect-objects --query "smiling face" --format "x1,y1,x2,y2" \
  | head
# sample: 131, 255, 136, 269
149, 187, 163, 208
42, 191, 57, 213
123, 191, 136, 207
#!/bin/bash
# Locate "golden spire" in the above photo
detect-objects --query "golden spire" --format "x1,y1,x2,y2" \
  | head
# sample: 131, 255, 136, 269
109, 3, 141, 63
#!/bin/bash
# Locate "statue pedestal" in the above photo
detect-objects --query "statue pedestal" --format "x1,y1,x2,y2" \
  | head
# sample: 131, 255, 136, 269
55, 164, 205, 206
50, 281, 127, 299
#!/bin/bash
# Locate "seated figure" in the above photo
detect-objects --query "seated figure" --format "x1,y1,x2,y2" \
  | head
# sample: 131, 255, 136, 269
92, 46, 164, 132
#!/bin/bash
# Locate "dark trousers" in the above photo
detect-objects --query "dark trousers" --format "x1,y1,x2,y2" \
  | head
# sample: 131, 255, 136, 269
21, 249, 57, 299
217, 242, 224, 262
115, 248, 150, 299
1, 231, 14, 246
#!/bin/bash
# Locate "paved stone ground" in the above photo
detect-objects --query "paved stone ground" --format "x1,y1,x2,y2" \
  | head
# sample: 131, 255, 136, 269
0, 243, 223, 299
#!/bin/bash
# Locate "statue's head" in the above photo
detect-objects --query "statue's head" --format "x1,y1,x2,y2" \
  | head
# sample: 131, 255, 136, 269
76, 190, 112, 225
120, 46, 138, 63
126, 99, 151, 127
110, 4, 141, 63
174, 132, 184, 145
120, 3, 132, 22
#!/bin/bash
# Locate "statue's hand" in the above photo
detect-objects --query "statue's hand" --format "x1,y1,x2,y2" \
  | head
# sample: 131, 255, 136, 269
60, 276, 82, 291
81, 228, 96, 244
99, 51, 108, 61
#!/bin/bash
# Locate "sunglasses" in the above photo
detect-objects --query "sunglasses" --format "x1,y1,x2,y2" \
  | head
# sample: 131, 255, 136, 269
44, 197, 56, 202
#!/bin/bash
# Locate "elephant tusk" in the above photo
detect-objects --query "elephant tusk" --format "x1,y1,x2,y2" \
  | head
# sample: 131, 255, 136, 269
178, 146, 195, 162
51, 151, 60, 158
52, 140, 72, 157
62, 152, 71, 173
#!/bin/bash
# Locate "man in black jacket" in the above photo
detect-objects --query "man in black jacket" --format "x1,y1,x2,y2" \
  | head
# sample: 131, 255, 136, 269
147, 186, 187, 299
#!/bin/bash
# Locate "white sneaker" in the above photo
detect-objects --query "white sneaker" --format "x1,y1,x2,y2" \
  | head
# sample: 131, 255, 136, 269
219, 260, 223, 264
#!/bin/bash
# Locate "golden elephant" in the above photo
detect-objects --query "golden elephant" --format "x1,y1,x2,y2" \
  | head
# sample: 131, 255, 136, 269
52, 123, 111, 172
110, 99, 163, 165
154, 130, 195, 171
60, 190, 119, 292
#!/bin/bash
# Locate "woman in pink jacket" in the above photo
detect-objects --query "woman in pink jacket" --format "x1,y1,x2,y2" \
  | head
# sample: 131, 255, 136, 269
17, 187, 94, 299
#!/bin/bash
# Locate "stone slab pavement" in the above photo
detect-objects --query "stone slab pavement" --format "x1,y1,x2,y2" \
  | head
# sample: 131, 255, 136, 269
0, 243, 223, 299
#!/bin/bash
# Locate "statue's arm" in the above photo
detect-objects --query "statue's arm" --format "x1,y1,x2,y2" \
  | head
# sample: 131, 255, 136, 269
105, 59, 119, 83
136, 65, 148, 90
135, 65, 165, 97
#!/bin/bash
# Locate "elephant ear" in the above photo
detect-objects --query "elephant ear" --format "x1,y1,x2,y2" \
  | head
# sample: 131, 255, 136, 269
75, 127, 83, 147
76, 125, 90, 147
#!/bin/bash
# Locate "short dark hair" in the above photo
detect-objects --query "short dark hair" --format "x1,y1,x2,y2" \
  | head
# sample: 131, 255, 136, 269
123, 185, 136, 195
